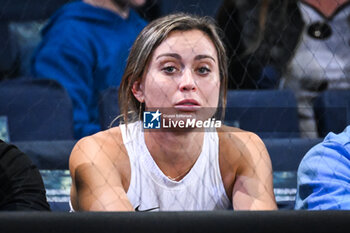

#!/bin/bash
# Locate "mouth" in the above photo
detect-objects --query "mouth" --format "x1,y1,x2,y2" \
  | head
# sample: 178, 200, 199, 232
174, 99, 201, 111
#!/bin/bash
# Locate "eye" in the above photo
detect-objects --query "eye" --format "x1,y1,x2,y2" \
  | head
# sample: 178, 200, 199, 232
161, 66, 178, 74
197, 66, 211, 75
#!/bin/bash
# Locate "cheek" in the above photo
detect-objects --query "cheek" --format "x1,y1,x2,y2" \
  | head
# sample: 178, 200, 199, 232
212, 85, 221, 106
201, 80, 220, 107
207, 80, 220, 97
143, 76, 175, 105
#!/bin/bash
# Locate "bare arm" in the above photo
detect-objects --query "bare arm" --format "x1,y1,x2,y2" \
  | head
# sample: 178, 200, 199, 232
231, 132, 277, 210
69, 132, 133, 211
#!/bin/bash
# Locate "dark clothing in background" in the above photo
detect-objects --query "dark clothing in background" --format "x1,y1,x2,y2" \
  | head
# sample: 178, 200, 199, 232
0, 22, 20, 80
0, 140, 50, 211
216, 0, 303, 89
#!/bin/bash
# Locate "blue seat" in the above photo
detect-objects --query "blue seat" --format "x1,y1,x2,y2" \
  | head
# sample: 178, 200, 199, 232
264, 138, 322, 172
99, 87, 120, 130
0, 0, 72, 77
225, 90, 300, 138
314, 90, 350, 137
264, 138, 322, 209
15, 140, 75, 169
0, 79, 74, 141
0, 0, 71, 21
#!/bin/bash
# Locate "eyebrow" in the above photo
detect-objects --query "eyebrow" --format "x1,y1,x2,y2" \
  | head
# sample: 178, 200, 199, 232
195, 54, 216, 63
156, 53, 181, 60
156, 53, 216, 63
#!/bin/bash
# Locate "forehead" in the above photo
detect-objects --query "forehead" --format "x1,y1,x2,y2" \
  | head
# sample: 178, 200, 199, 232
152, 29, 218, 58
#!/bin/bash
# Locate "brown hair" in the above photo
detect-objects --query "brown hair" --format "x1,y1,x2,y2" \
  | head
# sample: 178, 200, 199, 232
118, 13, 228, 125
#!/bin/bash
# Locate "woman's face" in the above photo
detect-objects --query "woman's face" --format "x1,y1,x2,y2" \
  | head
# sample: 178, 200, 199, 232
133, 29, 220, 120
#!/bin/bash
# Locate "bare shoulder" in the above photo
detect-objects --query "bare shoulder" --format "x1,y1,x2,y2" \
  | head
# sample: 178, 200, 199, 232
217, 125, 276, 210
69, 127, 128, 177
217, 125, 270, 168
69, 127, 133, 211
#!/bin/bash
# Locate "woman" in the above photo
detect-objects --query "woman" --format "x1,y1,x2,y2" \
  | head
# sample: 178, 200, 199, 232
69, 13, 277, 211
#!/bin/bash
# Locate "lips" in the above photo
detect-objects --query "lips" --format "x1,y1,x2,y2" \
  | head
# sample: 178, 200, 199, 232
174, 99, 201, 111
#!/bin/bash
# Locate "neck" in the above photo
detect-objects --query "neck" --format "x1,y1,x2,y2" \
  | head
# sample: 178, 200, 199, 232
302, 0, 350, 18
144, 130, 204, 181
83, 0, 130, 18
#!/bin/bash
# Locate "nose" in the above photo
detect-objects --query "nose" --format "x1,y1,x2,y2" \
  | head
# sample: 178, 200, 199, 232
179, 69, 197, 92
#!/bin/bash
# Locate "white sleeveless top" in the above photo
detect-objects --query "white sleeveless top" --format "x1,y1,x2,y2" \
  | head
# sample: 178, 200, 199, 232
120, 121, 232, 211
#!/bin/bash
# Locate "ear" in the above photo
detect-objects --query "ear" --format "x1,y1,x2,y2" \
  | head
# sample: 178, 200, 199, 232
132, 79, 145, 103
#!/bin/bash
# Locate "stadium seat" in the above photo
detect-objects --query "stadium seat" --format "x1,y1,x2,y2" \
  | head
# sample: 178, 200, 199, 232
0, 0, 72, 76
314, 90, 350, 137
225, 90, 300, 138
0, 79, 74, 141
265, 138, 322, 209
15, 140, 75, 169
99, 86, 120, 130
265, 138, 322, 171
0, 0, 71, 21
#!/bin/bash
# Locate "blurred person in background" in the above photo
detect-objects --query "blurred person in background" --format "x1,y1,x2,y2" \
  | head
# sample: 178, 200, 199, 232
31, 0, 147, 139
281, 0, 350, 138
216, 0, 302, 90
296, 125, 350, 209
0, 140, 50, 211
217, 0, 350, 138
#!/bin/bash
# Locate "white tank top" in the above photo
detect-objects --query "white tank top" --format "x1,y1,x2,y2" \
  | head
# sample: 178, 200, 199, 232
120, 121, 232, 211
